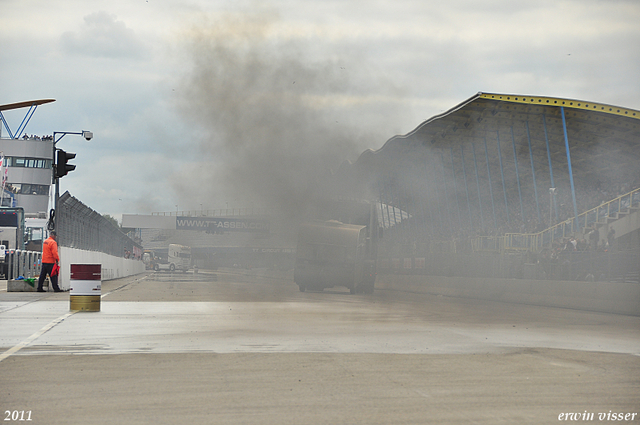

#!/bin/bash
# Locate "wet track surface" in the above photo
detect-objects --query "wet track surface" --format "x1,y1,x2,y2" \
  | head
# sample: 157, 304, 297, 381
1, 269, 639, 424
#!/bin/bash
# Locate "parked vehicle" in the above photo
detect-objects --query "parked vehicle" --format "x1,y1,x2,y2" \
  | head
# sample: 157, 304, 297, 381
0, 207, 25, 251
294, 200, 381, 294
148, 244, 191, 272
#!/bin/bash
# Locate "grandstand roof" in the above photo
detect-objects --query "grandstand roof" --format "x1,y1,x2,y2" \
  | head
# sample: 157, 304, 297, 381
0, 99, 56, 112
355, 92, 640, 182
347, 92, 640, 235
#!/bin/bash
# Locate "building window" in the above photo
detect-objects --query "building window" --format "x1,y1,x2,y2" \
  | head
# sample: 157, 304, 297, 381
5, 157, 52, 169
4, 183, 49, 195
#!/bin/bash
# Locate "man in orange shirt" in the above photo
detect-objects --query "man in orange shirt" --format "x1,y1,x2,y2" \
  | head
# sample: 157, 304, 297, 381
37, 230, 62, 292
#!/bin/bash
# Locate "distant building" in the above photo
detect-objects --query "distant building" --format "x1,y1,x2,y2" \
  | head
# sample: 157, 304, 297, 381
0, 99, 56, 215
0, 136, 53, 214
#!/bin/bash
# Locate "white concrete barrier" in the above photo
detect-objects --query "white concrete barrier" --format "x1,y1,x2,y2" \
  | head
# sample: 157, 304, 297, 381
57, 247, 145, 291
375, 274, 640, 316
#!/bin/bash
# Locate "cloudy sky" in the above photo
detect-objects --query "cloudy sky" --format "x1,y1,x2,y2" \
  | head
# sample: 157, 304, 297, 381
1, 0, 639, 220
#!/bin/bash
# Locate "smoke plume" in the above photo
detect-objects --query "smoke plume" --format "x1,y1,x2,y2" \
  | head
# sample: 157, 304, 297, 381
173, 10, 392, 222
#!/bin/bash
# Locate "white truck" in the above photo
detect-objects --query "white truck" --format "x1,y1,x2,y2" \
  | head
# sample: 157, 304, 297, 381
152, 244, 191, 272
0, 207, 26, 251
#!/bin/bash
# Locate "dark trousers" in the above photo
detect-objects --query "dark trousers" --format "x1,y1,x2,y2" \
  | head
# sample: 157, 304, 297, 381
37, 263, 60, 292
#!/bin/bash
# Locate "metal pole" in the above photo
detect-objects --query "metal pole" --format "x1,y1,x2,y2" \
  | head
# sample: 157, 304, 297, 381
542, 115, 558, 222
51, 130, 90, 240
510, 126, 525, 224
560, 107, 580, 233
549, 187, 555, 228
0, 112, 14, 139
52, 134, 58, 233
55, 177, 59, 232
526, 121, 541, 223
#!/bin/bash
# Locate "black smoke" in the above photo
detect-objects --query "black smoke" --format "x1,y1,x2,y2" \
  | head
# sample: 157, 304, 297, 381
173, 11, 395, 223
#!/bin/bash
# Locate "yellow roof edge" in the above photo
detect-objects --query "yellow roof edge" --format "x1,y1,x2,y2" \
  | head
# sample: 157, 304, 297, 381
478, 92, 640, 120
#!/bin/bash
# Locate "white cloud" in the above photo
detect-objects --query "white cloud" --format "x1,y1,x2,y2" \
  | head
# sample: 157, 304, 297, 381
60, 11, 147, 59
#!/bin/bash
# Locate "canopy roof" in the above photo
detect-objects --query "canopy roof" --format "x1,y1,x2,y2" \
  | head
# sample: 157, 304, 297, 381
346, 92, 640, 235
0, 99, 55, 112
356, 92, 640, 182
0, 99, 56, 139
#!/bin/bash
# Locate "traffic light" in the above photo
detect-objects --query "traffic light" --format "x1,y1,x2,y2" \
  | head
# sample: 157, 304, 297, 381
56, 149, 76, 178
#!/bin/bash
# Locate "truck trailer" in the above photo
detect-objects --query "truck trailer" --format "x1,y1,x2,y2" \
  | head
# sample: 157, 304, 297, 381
294, 220, 377, 294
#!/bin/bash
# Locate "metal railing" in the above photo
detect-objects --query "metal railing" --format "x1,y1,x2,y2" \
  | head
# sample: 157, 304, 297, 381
471, 236, 505, 252
57, 191, 142, 257
2, 250, 42, 281
472, 188, 640, 253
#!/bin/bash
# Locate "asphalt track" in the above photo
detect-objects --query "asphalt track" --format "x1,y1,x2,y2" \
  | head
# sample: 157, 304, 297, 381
0, 269, 639, 424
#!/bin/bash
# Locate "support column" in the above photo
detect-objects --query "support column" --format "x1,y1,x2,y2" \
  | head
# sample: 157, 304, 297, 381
526, 121, 541, 223
510, 126, 525, 224
560, 107, 580, 232
543, 114, 559, 222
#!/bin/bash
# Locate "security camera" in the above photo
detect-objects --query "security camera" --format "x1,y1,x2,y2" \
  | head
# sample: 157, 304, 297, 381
82, 131, 93, 141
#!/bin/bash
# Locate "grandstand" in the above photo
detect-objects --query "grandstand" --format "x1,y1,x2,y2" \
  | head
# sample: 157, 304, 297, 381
347, 92, 640, 282
134, 92, 639, 282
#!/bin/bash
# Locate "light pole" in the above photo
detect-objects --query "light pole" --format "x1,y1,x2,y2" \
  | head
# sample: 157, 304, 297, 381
52, 130, 93, 232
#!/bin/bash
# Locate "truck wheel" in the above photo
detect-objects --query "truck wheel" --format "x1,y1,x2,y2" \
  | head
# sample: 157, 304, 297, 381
153, 264, 159, 271
299, 285, 306, 292
170, 263, 175, 272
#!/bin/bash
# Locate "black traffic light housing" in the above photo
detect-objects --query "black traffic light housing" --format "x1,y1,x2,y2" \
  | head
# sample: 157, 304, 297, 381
56, 149, 76, 178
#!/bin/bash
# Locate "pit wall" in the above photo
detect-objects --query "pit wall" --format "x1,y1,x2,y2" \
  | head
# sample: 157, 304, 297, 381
375, 274, 640, 316
57, 247, 145, 290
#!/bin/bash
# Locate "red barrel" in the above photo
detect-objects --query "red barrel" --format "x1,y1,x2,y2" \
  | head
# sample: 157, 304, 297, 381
69, 264, 101, 312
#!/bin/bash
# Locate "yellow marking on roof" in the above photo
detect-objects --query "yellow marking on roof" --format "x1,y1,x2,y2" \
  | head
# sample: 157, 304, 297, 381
478, 93, 640, 120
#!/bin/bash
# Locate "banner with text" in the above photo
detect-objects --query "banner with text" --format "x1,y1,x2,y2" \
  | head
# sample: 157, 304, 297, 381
176, 216, 270, 233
